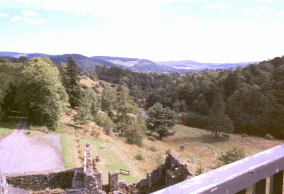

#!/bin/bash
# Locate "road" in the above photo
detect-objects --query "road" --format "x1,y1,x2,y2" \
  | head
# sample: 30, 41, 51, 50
0, 117, 65, 174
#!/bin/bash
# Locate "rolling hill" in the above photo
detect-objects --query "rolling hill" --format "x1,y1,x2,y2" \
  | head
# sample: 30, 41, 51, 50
156, 60, 258, 70
0, 52, 258, 72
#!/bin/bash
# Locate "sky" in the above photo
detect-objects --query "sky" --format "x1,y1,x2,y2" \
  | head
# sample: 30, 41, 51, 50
0, 0, 284, 63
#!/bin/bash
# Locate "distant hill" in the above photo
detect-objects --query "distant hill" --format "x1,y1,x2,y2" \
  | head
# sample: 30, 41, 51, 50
0, 52, 258, 72
155, 60, 258, 70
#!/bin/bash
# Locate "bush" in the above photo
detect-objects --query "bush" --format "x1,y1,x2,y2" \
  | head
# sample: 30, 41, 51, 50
94, 113, 114, 135
265, 133, 274, 140
241, 133, 248, 137
90, 126, 101, 138
81, 84, 88, 89
149, 145, 157, 152
94, 87, 100, 94
99, 81, 105, 88
218, 146, 246, 165
134, 152, 145, 161
195, 165, 204, 176
155, 153, 163, 166
147, 136, 156, 142
124, 125, 143, 147
165, 148, 171, 155
180, 113, 208, 129
179, 143, 185, 151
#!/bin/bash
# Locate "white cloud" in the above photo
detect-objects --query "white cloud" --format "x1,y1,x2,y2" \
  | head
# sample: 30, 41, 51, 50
204, 3, 228, 9
2, 0, 204, 16
254, 0, 274, 3
0, 13, 8, 17
22, 10, 38, 16
11, 15, 21, 21
2, 19, 284, 63
22, 17, 45, 24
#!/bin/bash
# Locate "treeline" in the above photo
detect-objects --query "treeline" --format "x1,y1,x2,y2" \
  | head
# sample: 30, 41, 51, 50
0, 57, 68, 129
95, 56, 284, 139
95, 65, 172, 101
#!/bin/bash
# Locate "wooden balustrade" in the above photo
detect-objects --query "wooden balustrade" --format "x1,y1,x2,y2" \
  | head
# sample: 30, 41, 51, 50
152, 144, 284, 194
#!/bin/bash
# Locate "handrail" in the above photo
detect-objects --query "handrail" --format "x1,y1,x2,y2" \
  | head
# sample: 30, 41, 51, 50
152, 144, 284, 194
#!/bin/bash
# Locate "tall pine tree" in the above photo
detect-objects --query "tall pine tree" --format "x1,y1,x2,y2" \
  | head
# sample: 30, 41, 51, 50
206, 93, 234, 136
66, 56, 82, 108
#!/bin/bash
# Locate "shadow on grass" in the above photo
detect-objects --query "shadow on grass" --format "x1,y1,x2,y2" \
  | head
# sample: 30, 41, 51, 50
66, 123, 83, 129
158, 131, 230, 145
194, 134, 230, 144
0, 116, 22, 130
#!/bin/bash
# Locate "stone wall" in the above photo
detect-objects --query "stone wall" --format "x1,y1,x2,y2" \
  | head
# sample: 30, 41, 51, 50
136, 152, 194, 192
109, 171, 119, 192
6, 168, 82, 191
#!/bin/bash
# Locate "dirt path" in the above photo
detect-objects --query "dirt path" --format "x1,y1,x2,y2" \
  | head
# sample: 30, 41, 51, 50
0, 118, 65, 174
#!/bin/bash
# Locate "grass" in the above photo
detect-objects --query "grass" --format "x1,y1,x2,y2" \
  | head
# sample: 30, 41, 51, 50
159, 124, 284, 173
0, 116, 19, 136
80, 139, 140, 184
60, 133, 77, 169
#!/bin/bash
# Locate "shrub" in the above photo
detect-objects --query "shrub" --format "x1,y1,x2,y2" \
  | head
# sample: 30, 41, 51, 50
94, 113, 114, 135
155, 153, 164, 166
134, 152, 145, 161
94, 87, 100, 94
221, 133, 230, 139
218, 146, 246, 165
149, 145, 157, 152
99, 81, 105, 88
241, 133, 248, 137
165, 148, 172, 155
124, 125, 143, 147
195, 165, 204, 176
180, 113, 208, 129
179, 143, 185, 151
147, 136, 156, 142
81, 84, 88, 89
265, 133, 274, 140
90, 126, 101, 138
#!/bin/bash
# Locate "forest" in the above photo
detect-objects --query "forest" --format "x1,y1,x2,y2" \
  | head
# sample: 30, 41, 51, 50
95, 56, 284, 139
1, 55, 284, 140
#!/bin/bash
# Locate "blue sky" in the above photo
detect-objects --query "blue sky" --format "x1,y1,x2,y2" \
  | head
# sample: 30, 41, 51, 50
0, 0, 283, 63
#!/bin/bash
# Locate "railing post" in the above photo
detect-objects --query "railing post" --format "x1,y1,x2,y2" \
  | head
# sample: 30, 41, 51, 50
269, 170, 283, 194
236, 189, 246, 194
253, 178, 266, 194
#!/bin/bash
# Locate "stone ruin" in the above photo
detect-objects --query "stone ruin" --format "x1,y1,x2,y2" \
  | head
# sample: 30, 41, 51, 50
66, 143, 194, 194
4, 143, 193, 194
65, 142, 104, 194
136, 152, 194, 193
0, 168, 8, 194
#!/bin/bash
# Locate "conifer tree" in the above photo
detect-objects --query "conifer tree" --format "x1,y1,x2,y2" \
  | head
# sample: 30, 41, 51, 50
114, 85, 138, 130
66, 56, 82, 108
206, 93, 234, 136
146, 102, 177, 139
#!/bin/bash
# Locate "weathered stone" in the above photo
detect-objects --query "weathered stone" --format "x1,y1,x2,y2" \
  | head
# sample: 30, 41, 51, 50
109, 171, 119, 192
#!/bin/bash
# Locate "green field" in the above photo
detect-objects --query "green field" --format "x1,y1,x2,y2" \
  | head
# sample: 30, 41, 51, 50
0, 116, 19, 136
60, 133, 77, 169
80, 139, 140, 184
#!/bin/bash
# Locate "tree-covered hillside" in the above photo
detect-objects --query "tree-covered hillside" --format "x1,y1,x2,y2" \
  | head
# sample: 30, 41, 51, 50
96, 55, 284, 139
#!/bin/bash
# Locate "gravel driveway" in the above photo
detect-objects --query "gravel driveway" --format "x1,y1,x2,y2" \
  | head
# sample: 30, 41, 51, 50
0, 117, 65, 174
